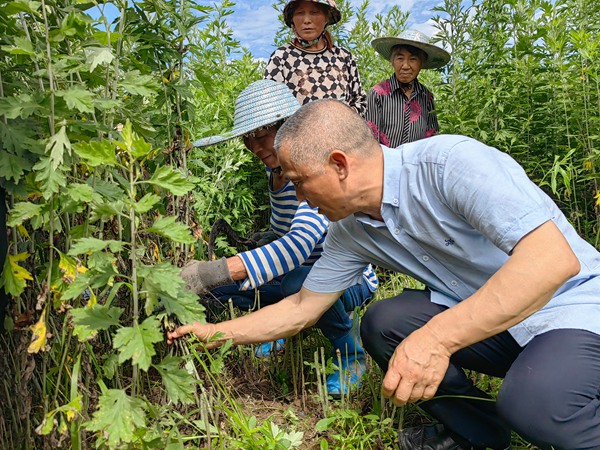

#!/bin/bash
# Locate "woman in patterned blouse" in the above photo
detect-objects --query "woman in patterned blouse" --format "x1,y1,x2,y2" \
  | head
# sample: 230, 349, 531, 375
264, 0, 366, 115
366, 30, 450, 147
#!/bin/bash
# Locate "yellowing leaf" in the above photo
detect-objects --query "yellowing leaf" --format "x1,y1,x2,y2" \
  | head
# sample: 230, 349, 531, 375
1, 252, 33, 297
595, 190, 600, 207
28, 306, 47, 354
17, 225, 30, 238
58, 251, 79, 284
86, 288, 97, 307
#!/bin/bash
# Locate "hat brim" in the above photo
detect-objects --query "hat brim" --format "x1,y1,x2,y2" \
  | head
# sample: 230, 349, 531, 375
283, 1, 341, 27
372, 37, 450, 69
193, 116, 286, 148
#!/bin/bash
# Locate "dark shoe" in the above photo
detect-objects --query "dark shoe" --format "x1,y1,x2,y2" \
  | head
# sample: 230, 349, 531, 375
398, 424, 512, 450
398, 424, 464, 450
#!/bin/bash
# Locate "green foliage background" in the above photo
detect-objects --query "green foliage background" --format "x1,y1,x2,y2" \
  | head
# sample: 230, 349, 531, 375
0, 0, 598, 448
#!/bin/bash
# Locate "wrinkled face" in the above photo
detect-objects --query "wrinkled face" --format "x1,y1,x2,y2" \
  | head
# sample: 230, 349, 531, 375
391, 47, 423, 84
242, 124, 280, 168
279, 145, 350, 222
292, 1, 329, 42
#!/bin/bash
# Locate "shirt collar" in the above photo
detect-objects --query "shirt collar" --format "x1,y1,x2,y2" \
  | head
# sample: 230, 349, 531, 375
389, 75, 423, 95
381, 145, 403, 207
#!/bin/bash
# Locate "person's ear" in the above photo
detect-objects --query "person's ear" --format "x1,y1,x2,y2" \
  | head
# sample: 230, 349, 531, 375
329, 150, 349, 181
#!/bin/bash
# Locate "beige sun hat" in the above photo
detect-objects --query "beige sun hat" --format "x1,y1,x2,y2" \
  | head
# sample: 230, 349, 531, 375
371, 29, 450, 69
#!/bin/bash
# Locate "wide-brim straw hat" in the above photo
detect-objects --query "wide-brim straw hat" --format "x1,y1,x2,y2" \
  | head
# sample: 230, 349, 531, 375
193, 79, 300, 148
283, 0, 341, 28
371, 29, 450, 69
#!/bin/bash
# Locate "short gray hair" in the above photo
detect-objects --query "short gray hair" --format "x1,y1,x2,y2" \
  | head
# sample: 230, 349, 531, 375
274, 99, 378, 172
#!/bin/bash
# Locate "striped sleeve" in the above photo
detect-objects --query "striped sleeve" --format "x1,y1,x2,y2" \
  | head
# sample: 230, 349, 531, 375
238, 202, 329, 290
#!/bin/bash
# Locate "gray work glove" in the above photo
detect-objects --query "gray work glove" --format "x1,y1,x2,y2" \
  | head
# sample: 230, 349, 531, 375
180, 257, 233, 296
249, 230, 279, 247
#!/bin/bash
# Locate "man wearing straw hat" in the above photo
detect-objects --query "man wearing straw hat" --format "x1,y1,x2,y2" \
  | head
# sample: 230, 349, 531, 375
183, 80, 377, 396
366, 30, 450, 147
169, 99, 600, 449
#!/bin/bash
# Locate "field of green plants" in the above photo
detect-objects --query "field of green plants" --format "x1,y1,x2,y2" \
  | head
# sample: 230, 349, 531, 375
0, 0, 598, 448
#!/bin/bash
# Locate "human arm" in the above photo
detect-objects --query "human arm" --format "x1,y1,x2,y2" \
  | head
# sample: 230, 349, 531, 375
236, 201, 329, 289
166, 287, 341, 347
344, 50, 367, 116
364, 88, 386, 145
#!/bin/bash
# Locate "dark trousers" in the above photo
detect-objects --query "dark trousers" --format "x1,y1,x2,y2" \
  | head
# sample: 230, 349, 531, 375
360, 289, 600, 450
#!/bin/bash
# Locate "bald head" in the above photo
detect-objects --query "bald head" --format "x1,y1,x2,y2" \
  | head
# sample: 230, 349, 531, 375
274, 99, 379, 171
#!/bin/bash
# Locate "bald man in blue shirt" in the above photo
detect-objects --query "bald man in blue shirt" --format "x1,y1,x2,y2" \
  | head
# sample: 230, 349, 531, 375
169, 99, 600, 450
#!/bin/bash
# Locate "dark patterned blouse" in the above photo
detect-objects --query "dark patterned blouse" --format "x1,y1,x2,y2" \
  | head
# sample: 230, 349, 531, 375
264, 42, 366, 115
365, 75, 439, 148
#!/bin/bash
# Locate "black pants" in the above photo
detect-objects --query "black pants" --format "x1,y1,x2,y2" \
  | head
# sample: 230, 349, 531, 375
360, 290, 600, 450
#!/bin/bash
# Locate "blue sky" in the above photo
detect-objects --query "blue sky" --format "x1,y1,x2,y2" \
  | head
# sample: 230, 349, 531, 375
198, 0, 444, 60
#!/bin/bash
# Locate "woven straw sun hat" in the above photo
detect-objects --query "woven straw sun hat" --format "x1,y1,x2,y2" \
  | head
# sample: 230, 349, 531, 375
283, 0, 341, 28
371, 29, 450, 69
193, 79, 300, 148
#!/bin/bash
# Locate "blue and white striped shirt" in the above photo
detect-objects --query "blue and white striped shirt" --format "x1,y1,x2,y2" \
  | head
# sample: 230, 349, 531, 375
238, 169, 378, 292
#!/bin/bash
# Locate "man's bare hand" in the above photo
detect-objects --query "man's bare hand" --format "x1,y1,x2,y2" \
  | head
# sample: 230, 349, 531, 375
382, 324, 451, 406
166, 322, 222, 348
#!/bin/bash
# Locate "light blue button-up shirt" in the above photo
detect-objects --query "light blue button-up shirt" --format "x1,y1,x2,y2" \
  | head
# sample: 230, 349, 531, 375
304, 134, 600, 345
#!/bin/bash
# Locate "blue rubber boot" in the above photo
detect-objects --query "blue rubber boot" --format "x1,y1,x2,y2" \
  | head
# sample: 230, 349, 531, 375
254, 338, 286, 358
326, 329, 367, 397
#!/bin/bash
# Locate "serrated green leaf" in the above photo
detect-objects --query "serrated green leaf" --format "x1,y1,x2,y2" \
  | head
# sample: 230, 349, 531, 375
147, 215, 195, 244
4, 1, 42, 15
140, 262, 185, 316
73, 140, 117, 167
33, 156, 67, 199
71, 304, 123, 331
0, 150, 31, 183
86, 389, 146, 447
85, 47, 114, 72
159, 289, 205, 324
90, 200, 125, 221
7, 202, 42, 227
89, 178, 125, 201
113, 317, 163, 371
0, 252, 33, 297
92, 31, 123, 45
132, 193, 160, 214
119, 121, 152, 158
61, 272, 92, 301
0, 94, 44, 120
57, 87, 95, 113
121, 70, 159, 97
0, 97, 24, 119
154, 356, 196, 405
2, 36, 36, 55
146, 165, 195, 196
0, 120, 44, 154
139, 262, 183, 298
46, 126, 71, 170
68, 237, 124, 255
66, 183, 95, 203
